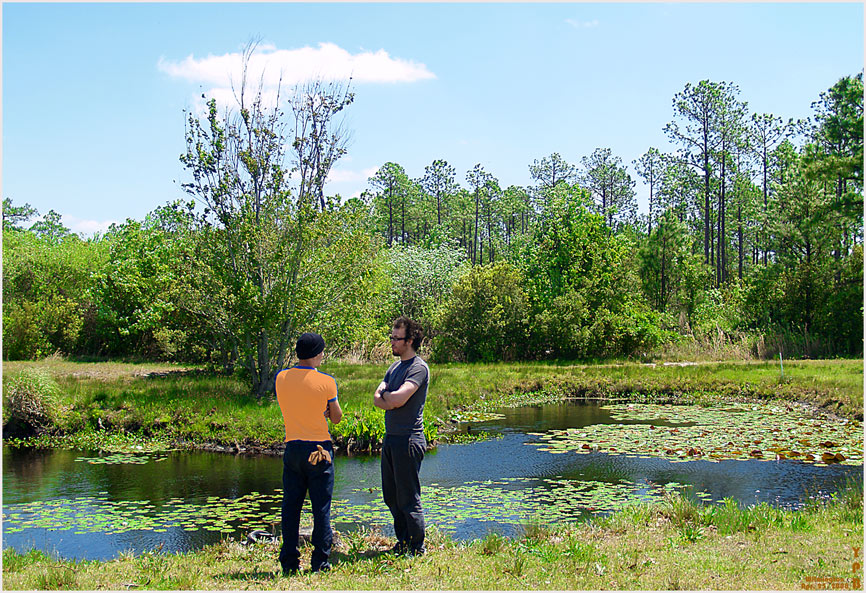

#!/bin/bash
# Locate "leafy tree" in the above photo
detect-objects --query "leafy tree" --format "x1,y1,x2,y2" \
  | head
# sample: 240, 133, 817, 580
178, 45, 375, 397
665, 81, 738, 266
529, 152, 577, 213
499, 185, 533, 250
638, 209, 707, 316
91, 203, 198, 360
529, 152, 577, 190
369, 162, 420, 246
434, 260, 529, 362
750, 112, 792, 265
579, 148, 637, 230
523, 183, 659, 358
465, 164, 493, 264
2, 222, 106, 359
381, 242, 468, 339
421, 159, 457, 227
2, 198, 38, 232
657, 154, 701, 225
633, 147, 663, 233
804, 72, 864, 261
712, 86, 748, 285
29, 210, 71, 244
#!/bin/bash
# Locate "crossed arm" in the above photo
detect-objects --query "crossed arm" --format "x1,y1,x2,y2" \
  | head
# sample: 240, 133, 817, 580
373, 379, 419, 411
326, 399, 343, 423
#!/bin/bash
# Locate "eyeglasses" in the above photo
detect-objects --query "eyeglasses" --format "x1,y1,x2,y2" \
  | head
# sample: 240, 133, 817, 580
389, 335, 408, 342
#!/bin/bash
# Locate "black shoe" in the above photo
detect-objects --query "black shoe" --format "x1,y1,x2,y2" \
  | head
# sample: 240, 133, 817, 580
388, 541, 408, 555
408, 544, 425, 557
281, 567, 299, 577
311, 562, 331, 573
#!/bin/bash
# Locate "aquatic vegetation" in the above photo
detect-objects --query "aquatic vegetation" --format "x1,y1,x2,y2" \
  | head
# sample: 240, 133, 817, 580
438, 430, 503, 444
449, 411, 506, 423
1, 491, 286, 536
2, 477, 709, 539
333, 477, 708, 533
529, 402, 863, 465
75, 453, 169, 465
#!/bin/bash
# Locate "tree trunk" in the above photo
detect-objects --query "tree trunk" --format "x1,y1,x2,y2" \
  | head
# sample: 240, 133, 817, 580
737, 205, 744, 280
703, 145, 711, 266
473, 189, 480, 265
660, 233, 667, 312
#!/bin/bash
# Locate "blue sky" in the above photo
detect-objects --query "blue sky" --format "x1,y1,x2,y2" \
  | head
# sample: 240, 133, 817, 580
3, 2, 863, 235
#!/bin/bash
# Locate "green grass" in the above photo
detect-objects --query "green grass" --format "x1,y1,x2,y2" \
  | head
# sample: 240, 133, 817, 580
2, 358, 862, 453
2, 481, 861, 590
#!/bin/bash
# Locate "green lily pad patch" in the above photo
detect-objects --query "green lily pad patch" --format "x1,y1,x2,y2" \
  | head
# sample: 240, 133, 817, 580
334, 477, 711, 532
528, 403, 863, 465
4, 474, 710, 542
75, 453, 167, 465
450, 411, 507, 423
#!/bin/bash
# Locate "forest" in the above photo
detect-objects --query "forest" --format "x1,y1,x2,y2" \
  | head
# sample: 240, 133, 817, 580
3, 70, 862, 396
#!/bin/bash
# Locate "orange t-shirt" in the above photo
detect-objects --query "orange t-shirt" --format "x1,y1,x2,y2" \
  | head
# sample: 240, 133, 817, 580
275, 366, 338, 442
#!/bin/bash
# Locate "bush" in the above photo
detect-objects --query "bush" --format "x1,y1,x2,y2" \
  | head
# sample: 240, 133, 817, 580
2, 368, 62, 437
433, 261, 530, 362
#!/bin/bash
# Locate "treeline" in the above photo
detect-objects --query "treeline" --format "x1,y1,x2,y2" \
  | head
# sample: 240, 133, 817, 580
3, 66, 862, 395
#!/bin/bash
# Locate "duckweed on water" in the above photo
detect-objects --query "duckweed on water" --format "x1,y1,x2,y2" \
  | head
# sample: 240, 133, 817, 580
529, 402, 863, 465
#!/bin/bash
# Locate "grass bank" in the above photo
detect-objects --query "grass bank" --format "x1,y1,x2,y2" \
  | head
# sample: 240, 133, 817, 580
2, 358, 862, 454
2, 483, 861, 590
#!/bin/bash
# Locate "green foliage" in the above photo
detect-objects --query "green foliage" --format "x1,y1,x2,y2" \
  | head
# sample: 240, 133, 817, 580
523, 184, 664, 358
380, 242, 468, 336
434, 261, 530, 362
2, 214, 107, 359
815, 244, 863, 355
91, 204, 199, 360
1, 74, 862, 367
638, 209, 708, 318
2, 198, 39, 231
178, 51, 375, 395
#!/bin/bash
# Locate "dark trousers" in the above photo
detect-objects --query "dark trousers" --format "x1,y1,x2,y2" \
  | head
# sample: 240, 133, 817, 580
279, 440, 334, 572
381, 433, 426, 548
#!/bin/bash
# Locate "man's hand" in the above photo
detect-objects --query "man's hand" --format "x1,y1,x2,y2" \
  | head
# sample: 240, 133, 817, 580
374, 380, 419, 410
373, 381, 389, 410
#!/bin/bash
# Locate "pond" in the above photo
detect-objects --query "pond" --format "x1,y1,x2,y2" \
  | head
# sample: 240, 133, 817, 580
2, 401, 862, 561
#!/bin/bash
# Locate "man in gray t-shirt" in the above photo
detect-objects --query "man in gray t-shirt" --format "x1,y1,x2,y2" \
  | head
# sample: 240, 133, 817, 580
373, 315, 429, 556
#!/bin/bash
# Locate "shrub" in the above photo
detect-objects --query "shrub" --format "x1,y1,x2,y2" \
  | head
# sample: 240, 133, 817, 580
433, 261, 530, 362
2, 368, 63, 437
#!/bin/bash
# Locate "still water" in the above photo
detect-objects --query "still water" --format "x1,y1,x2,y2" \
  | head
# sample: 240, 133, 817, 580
2, 402, 861, 560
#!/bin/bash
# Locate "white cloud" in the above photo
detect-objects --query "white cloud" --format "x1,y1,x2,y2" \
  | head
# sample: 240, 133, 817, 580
158, 42, 435, 88
64, 215, 119, 237
566, 19, 599, 29
326, 166, 380, 184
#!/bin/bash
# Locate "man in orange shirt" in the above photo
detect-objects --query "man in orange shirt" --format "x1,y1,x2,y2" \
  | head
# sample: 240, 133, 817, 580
276, 332, 343, 575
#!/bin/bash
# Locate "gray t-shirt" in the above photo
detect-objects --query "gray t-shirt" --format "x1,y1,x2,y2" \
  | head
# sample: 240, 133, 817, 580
383, 356, 429, 436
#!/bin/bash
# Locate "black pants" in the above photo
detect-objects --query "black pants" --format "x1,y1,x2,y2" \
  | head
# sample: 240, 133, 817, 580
381, 433, 426, 549
279, 440, 334, 572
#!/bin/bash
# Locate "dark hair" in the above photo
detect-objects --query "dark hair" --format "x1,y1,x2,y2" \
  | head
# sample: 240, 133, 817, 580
392, 315, 423, 351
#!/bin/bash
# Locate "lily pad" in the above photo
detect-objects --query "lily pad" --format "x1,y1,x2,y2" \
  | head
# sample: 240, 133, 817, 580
528, 403, 863, 465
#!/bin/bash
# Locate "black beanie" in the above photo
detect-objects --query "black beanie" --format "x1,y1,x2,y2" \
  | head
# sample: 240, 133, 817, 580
296, 332, 325, 359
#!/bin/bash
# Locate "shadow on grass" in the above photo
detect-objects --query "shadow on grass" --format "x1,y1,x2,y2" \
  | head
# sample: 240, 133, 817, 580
330, 547, 392, 566
223, 569, 280, 582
